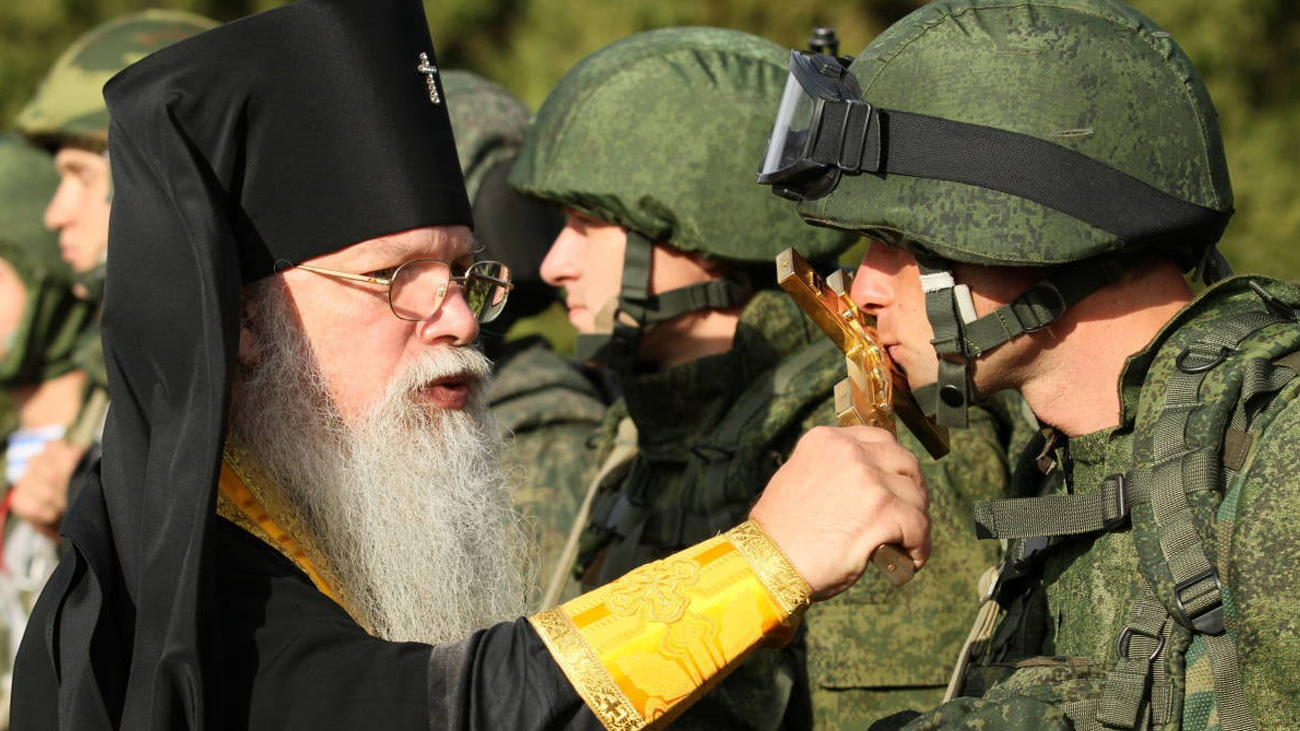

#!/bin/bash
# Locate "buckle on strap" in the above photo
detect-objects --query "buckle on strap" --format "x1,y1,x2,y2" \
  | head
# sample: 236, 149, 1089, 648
1115, 625, 1166, 663
1173, 567, 1226, 635
1012, 281, 1067, 333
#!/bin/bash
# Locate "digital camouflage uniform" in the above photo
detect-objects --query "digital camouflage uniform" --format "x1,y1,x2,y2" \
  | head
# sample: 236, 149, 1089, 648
510, 28, 1016, 730
774, 1, 1296, 728
441, 70, 606, 602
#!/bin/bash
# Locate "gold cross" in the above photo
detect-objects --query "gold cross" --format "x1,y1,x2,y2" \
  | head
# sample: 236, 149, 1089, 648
416, 52, 441, 105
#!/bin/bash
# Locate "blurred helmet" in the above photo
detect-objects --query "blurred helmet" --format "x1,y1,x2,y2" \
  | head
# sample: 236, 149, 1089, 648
759, 0, 1233, 426
511, 27, 857, 366
442, 70, 562, 325
0, 134, 94, 385
16, 9, 218, 153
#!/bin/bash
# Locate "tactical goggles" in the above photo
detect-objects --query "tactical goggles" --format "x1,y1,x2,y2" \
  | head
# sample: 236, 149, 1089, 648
757, 50, 871, 201
757, 50, 1231, 250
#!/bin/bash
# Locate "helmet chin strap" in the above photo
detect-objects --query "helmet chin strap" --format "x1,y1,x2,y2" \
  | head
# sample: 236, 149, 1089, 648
909, 253, 1145, 428
573, 229, 750, 371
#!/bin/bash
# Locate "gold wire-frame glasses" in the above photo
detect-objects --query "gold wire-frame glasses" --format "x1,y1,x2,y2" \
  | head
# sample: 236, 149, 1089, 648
296, 258, 513, 323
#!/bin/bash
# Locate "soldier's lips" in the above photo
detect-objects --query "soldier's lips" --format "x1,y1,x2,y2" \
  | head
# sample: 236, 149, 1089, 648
415, 374, 472, 410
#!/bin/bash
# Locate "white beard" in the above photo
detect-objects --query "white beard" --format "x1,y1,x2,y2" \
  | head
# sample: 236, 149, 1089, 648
228, 282, 529, 644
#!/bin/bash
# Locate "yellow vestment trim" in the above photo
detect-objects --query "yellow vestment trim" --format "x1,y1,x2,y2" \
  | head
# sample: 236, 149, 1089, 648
216, 453, 341, 605
529, 520, 811, 731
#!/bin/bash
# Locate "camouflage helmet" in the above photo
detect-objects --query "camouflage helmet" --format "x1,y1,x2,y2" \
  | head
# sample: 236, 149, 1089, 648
761, 0, 1233, 428
16, 10, 218, 153
0, 134, 94, 385
793, 0, 1232, 269
442, 70, 562, 325
511, 27, 856, 265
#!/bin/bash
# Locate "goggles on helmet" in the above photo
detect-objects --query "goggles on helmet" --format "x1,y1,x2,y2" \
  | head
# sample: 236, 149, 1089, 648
757, 51, 879, 201
757, 49, 1232, 252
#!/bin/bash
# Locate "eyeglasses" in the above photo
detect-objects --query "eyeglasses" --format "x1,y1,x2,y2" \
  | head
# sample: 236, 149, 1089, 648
296, 258, 513, 323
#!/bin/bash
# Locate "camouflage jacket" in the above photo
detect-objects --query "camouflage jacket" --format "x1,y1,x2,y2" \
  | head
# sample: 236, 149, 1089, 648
894, 277, 1300, 731
489, 336, 606, 609
578, 290, 1013, 731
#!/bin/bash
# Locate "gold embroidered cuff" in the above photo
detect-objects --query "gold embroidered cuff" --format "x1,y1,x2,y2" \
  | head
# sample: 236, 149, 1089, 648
529, 520, 811, 731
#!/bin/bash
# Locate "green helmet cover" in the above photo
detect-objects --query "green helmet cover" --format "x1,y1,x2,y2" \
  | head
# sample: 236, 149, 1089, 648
798, 0, 1232, 268
511, 27, 856, 264
16, 10, 218, 152
0, 134, 95, 385
441, 71, 532, 201
442, 70, 563, 323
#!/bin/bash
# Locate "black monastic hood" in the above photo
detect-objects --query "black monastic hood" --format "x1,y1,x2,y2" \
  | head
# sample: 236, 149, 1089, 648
15, 0, 471, 728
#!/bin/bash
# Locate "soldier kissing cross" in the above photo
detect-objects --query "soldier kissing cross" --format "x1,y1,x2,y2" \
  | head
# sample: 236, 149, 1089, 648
416, 52, 441, 105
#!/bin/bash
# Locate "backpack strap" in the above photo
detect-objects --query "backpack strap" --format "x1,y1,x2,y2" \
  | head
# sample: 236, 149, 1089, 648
1099, 297, 1300, 731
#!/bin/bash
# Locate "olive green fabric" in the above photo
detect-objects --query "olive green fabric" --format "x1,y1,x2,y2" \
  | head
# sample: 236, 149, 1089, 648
0, 134, 93, 386
578, 291, 1013, 729
799, 0, 1232, 268
441, 71, 531, 201
510, 27, 856, 264
15, 10, 217, 152
892, 279, 1300, 730
488, 336, 606, 610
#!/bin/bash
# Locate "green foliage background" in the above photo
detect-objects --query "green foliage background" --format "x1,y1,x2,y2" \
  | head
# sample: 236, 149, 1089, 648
4, 0, 1297, 286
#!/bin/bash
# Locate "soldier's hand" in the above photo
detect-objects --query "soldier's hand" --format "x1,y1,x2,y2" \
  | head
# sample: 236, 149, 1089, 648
750, 426, 929, 601
10, 439, 86, 540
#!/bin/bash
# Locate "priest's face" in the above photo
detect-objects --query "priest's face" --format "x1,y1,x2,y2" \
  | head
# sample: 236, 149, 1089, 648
230, 226, 528, 643
272, 225, 481, 423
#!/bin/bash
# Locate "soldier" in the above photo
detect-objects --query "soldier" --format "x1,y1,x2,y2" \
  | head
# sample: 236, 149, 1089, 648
10, 9, 216, 554
441, 70, 607, 604
760, 0, 1299, 728
0, 133, 96, 727
510, 28, 1015, 729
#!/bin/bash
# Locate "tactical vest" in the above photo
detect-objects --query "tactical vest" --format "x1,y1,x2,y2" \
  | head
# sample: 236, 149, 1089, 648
968, 276, 1300, 731
576, 338, 840, 587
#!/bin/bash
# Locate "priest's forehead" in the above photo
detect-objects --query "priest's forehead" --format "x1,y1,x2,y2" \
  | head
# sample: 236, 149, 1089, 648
306, 225, 474, 268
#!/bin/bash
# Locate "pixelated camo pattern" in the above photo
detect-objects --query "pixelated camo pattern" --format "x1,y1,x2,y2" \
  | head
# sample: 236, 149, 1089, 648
16, 10, 217, 150
799, 0, 1232, 268
892, 277, 1300, 730
578, 290, 1015, 729
489, 339, 605, 609
440, 71, 532, 201
510, 27, 856, 263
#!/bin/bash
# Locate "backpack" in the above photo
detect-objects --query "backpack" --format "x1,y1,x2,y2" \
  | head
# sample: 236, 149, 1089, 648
969, 276, 1300, 731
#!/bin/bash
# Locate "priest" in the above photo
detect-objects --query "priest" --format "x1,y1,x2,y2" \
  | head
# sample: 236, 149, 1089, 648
12, 1, 930, 729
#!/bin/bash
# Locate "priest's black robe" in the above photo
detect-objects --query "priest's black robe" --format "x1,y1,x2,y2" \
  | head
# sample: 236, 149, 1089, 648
15, 518, 603, 730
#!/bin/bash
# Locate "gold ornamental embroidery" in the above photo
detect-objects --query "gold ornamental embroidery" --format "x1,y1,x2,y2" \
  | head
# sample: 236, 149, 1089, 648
727, 521, 812, 620
606, 560, 699, 623
529, 608, 644, 731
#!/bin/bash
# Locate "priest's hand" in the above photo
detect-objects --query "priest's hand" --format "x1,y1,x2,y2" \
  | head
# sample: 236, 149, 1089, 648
11, 439, 86, 540
750, 425, 929, 601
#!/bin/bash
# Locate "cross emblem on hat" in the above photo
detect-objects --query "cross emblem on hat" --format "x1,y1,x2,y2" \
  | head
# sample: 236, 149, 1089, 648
416, 52, 441, 105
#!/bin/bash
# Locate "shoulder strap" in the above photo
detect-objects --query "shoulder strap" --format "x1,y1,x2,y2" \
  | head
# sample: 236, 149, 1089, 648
1099, 299, 1300, 731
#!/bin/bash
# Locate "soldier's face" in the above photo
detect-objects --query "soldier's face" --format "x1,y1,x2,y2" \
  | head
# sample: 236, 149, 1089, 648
0, 258, 27, 361
44, 147, 111, 276
850, 241, 940, 390
540, 210, 625, 334
852, 240, 1048, 398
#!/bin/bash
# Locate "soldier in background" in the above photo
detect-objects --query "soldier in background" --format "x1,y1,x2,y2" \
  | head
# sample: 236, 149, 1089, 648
441, 70, 607, 604
0, 133, 96, 728
762, 0, 1300, 728
511, 28, 1015, 729
10, 9, 216, 551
